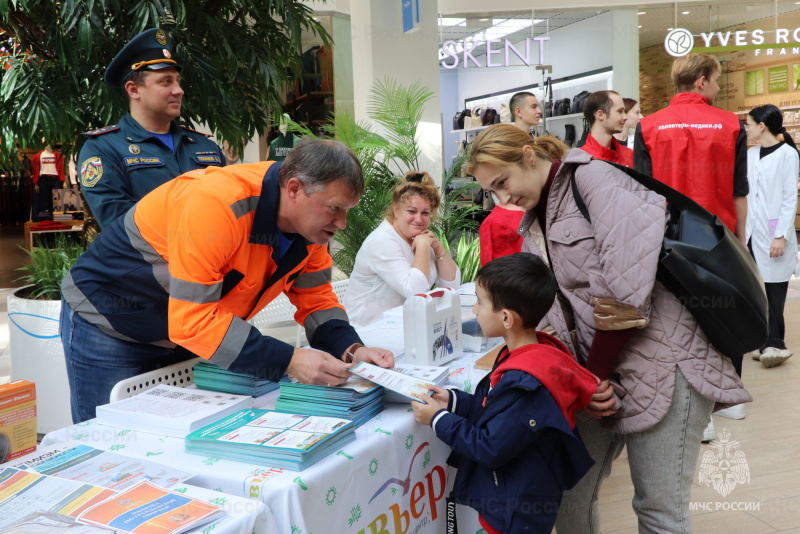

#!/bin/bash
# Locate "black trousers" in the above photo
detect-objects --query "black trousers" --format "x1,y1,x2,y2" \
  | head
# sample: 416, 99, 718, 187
37, 175, 61, 215
764, 281, 789, 350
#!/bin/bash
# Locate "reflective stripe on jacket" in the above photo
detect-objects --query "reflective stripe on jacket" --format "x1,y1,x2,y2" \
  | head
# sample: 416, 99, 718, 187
62, 161, 360, 380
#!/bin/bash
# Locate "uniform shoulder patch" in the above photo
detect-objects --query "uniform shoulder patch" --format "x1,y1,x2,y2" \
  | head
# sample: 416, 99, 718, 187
83, 125, 120, 136
80, 157, 104, 188
179, 125, 212, 137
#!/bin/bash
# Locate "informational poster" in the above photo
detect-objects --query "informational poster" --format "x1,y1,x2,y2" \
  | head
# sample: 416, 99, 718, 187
769, 66, 789, 93
746, 69, 764, 95
794, 64, 800, 90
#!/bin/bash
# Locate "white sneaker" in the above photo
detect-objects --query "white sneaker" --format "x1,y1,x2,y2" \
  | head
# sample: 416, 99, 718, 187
745, 349, 761, 361
760, 347, 793, 368
715, 404, 746, 420
702, 417, 716, 443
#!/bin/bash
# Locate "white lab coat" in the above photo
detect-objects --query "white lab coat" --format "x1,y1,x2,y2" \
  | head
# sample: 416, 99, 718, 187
745, 142, 800, 282
344, 219, 461, 327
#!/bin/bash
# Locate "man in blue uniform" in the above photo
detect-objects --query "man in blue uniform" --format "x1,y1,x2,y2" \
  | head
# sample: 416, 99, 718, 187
78, 28, 226, 228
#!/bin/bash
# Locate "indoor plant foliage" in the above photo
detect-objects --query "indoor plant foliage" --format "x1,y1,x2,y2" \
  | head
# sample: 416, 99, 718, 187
0, 0, 328, 168
290, 79, 481, 276
16, 234, 84, 300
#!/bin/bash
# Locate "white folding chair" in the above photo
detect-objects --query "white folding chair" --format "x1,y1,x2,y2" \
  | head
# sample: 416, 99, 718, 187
331, 279, 350, 304
108, 357, 203, 402
248, 293, 302, 346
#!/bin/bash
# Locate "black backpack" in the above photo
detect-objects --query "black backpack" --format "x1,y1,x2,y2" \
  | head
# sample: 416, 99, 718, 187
571, 91, 591, 115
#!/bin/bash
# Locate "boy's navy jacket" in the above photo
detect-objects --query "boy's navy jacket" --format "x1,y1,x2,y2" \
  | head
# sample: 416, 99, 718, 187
432, 333, 597, 533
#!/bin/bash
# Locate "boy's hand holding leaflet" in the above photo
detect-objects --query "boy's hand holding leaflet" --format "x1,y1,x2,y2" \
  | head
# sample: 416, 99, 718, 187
348, 361, 436, 403
411, 385, 450, 425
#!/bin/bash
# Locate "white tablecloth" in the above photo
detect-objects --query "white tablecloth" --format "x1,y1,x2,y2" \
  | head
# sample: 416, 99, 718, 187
41, 305, 496, 534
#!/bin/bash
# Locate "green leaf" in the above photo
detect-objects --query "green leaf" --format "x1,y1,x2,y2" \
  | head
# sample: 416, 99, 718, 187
78, 17, 92, 56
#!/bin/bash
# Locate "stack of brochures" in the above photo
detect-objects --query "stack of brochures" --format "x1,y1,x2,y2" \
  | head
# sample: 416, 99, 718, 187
275, 377, 384, 427
193, 361, 289, 396
185, 410, 356, 470
95, 384, 253, 438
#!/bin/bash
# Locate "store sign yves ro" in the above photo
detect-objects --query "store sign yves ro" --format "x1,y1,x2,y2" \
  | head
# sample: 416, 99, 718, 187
665, 27, 800, 57
440, 37, 549, 69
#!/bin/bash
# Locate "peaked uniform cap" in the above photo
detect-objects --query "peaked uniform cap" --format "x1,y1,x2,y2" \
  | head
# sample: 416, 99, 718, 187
104, 28, 182, 88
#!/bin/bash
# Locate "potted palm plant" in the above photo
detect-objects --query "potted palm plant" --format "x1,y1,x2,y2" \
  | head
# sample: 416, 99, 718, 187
7, 233, 84, 434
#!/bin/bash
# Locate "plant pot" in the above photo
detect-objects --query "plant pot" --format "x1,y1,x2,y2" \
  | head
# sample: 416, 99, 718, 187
7, 286, 73, 434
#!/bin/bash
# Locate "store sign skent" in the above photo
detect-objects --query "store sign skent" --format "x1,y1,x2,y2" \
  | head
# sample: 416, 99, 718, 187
440, 37, 549, 69
665, 27, 800, 57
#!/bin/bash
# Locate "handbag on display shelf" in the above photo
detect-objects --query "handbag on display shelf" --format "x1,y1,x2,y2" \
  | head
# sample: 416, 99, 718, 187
570, 90, 591, 115
499, 104, 512, 123
452, 112, 461, 131
457, 108, 471, 130
563, 124, 577, 147
568, 161, 768, 362
553, 98, 571, 116
543, 77, 553, 119
465, 108, 483, 129
481, 108, 498, 126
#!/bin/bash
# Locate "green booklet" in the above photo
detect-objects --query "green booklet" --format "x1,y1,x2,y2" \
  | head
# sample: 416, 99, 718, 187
185, 409, 355, 470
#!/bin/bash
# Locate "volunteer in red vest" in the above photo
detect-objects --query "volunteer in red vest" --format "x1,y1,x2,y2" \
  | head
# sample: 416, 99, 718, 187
634, 53, 750, 432
61, 138, 394, 422
579, 90, 633, 167
634, 53, 748, 244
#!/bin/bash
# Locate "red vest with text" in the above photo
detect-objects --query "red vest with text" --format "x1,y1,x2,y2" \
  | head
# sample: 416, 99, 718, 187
639, 92, 741, 231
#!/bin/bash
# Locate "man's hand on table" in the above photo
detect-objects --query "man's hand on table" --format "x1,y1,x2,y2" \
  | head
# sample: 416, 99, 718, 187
352, 346, 395, 369
286, 347, 352, 386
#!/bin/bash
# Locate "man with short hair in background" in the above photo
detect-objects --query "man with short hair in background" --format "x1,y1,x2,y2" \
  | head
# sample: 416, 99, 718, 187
510, 91, 542, 136
78, 28, 225, 229
580, 90, 633, 167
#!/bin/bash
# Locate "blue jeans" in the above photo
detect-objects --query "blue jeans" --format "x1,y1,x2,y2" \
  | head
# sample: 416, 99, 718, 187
554, 369, 714, 534
60, 300, 196, 423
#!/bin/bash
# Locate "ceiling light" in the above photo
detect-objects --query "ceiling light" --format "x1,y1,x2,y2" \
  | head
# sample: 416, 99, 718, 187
479, 18, 489, 21
682, 10, 690, 14
638, 25, 642, 29
440, 18, 466, 26
667, 27, 674, 30
637, 11, 646, 15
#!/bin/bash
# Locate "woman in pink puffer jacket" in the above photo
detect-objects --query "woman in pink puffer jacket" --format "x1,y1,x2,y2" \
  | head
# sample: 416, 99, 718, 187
466, 124, 751, 534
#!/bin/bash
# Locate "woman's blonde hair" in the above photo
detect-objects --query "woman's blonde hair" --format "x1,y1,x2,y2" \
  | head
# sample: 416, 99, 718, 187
386, 170, 441, 223
464, 124, 569, 175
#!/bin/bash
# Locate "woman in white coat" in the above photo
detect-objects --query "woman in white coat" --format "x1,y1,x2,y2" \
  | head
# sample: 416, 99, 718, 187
344, 171, 461, 327
745, 104, 800, 368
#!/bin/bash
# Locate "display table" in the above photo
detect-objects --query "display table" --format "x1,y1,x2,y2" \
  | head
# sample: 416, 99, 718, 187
24, 219, 84, 250
3, 445, 277, 534
40, 306, 496, 534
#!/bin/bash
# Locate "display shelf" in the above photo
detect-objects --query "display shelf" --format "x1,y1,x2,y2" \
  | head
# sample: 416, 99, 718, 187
735, 104, 800, 114
450, 124, 491, 134
544, 112, 583, 121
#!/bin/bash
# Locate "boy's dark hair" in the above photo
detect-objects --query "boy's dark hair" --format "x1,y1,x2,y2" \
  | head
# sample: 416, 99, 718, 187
475, 253, 556, 328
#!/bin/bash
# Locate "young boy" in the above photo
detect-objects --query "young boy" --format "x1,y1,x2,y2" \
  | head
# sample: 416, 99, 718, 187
412, 253, 597, 534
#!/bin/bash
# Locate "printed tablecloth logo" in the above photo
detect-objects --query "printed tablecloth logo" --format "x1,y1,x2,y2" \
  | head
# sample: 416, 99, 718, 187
698, 428, 750, 497
369, 442, 429, 503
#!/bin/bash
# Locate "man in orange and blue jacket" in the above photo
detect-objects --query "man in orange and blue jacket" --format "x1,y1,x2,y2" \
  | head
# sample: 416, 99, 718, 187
61, 138, 394, 422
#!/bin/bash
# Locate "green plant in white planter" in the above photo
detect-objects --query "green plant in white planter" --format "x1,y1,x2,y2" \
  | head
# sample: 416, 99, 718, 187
8, 234, 85, 434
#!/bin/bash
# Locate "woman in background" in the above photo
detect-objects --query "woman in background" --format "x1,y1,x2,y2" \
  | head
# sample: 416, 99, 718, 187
613, 98, 642, 150
744, 104, 799, 368
478, 195, 525, 266
345, 171, 460, 327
